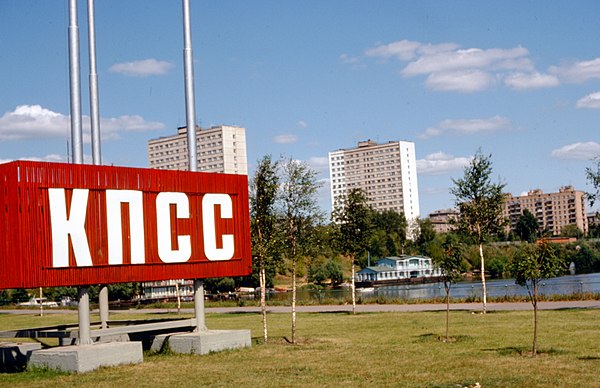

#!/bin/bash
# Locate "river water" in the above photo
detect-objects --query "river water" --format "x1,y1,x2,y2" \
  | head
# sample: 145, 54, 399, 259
368, 272, 600, 300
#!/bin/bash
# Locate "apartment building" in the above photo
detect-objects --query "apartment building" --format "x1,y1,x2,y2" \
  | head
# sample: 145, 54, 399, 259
147, 125, 247, 175
429, 208, 460, 234
503, 186, 588, 236
329, 139, 420, 222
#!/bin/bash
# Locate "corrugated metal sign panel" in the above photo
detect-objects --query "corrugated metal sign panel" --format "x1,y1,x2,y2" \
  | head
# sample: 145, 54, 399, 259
0, 161, 252, 289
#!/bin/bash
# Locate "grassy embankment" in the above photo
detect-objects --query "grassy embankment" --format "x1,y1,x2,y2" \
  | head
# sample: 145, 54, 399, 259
1, 308, 599, 387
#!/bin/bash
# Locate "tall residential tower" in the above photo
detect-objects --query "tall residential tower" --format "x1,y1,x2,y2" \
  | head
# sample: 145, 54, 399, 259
329, 139, 420, 222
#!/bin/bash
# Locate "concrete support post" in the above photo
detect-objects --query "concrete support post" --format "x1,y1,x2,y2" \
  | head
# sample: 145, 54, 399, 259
194, 279, 206, 332
99, 285, 109, 329
77, 286, 93, 345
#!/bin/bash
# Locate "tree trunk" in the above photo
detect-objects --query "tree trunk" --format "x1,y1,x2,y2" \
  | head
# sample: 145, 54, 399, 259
532, 282, 538, 357
445, 284, 450, 342
351, 259, 356, 315
175, 282, 181, 315
291, 257, 297, 344
478, 241, 487, 314
260, 259, 268, 344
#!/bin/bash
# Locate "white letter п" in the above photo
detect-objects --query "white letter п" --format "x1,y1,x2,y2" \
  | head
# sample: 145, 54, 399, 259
106, 190, 145, 265
202, 193, 235, 261
48, 188, 93, 267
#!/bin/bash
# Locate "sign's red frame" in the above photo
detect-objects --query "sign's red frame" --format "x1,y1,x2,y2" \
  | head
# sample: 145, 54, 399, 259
0, 161, 252, 289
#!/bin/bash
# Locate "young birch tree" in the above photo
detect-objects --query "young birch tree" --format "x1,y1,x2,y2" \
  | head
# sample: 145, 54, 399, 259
279, 158, 322, 344
332, 188, 372, 315
250, 155, 280, 344
450, 150, 506, 313
510, 241, 565, 356
437, 234, 464, 342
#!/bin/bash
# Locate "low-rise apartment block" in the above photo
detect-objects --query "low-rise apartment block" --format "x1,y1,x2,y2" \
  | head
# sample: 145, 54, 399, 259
503, 186, 588, 236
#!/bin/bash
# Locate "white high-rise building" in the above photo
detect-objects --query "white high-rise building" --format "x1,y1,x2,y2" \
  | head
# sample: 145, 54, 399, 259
329, 139, 420, 222
148, 125, 247, 175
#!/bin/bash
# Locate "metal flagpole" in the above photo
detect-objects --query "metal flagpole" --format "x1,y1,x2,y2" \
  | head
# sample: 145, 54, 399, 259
86, 0, 109, 331
182, 0, 206, 332
69, 0, 92, 345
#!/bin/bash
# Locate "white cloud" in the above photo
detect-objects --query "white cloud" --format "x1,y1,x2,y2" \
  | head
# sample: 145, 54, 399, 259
416, 152, 471, 175
549, 58, 600, 83
0, 154, 67, 164
363, 41, 600, 93
339, 53, 359, 64
109, 59, 174, 77
504, 72, 560, 90
425, 70, 494, 92
551, 142, 600, 160
272, 134, 298, 144
297, 120, 308, 128
402, 46, 531, 76
576, 92, 600, 109
308, 156, 329, 172
365, 39, 422, 61
419, 116, 513, 139
0, 105, 165, 141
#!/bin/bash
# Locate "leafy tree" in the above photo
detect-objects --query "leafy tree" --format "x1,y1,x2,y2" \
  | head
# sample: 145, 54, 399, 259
450, 149, 507, 313
332, 188, 372, 314
250, 155, 280, 343
371, 209, 407, 256
514, 209, 539, 242
560, 224, 583, 238
279, 158, 322, 343
415, 218, 437, 257
571, 244, 600, 274
435, 234, 464, 342
585, 157, 600, 208
10, 288, 29, 304
510, 241, 566, 356
308, 257, 344, 286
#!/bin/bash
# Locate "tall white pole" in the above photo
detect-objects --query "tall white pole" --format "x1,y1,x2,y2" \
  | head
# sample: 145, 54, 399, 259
87, 0, 101, 165
182, 0, 198, 172
86, 0, 109, 330
69, 0, 92, 345
182, 0, 205, 332
69, 0, 84, 165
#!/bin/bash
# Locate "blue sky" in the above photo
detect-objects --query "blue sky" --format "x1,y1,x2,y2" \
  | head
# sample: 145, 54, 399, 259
1, 1, 599, 216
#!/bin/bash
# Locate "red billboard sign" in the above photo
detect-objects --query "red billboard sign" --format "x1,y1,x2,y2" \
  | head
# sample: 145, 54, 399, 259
0, 161, 252, 289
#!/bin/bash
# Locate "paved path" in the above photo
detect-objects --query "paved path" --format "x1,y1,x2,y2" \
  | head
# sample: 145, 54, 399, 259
2, 300, 599, 315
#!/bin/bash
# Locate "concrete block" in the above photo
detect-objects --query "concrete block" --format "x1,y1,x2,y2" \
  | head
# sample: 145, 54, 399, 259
29, 341, 143, 373
0, 342, 42, 372
167, 330, 251, 355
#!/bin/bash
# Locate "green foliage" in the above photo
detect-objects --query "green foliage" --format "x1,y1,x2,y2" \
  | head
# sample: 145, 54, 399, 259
279, 157, 323, 261
514, 209, 539, 242
437, 234, 464, 287
332, 188, 372, 261
585, 156, 600, 207
571, 244, 600, 274
415, 218, 437, 256
9, 288, 30, 303
450, 149, 508, 243
250, 154, 281, 288
308, 257, 344, 285
204, 277, 236, 293
560, 224, 583, 238
510, 242, 566, 291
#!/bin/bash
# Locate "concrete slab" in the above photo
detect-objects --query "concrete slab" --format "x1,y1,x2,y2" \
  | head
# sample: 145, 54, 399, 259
0, 342, 42, 372
166, 330, 251, 355
28, 341, 143, 373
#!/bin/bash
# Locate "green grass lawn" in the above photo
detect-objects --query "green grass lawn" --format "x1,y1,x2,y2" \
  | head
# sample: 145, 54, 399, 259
1, 309, 599, 387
